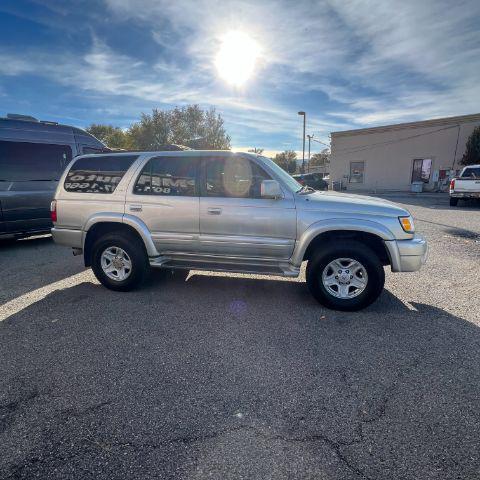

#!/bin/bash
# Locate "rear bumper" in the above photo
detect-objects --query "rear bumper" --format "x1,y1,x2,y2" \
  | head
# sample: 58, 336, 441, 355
384, 234, 428, 272
51, 227, 83, 250
450, 192, 480, 198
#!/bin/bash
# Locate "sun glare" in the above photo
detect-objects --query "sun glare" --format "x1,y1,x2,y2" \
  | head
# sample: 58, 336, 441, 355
215, 31, 260, 86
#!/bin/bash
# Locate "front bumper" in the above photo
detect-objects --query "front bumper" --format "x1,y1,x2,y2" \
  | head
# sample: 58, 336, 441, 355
384, 234, 428, 272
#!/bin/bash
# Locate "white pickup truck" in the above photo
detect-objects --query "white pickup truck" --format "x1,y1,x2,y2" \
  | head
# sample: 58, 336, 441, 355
449, 165, 480, 206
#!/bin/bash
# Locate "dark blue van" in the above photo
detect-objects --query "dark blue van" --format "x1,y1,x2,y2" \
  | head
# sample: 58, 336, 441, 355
0, 114, 108, 239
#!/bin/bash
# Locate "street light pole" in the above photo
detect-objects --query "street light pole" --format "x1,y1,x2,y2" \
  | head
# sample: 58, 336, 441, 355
306, 134, 314, 173
298, 111, 306, 173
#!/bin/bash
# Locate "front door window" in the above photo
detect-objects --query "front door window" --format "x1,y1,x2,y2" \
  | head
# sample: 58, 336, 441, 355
205, 156, 271, 198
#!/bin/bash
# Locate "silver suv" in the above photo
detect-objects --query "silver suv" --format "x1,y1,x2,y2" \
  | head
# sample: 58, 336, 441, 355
51, 151, 427, 311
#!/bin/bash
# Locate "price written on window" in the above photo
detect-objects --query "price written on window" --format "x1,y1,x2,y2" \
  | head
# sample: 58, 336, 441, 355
65, 171, 123, 193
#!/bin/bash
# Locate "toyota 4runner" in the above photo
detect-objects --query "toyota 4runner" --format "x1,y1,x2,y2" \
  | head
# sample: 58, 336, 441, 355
51, 151, 427, 311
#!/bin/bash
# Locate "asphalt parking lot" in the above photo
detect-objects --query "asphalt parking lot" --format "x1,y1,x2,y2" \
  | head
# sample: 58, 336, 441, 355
1, 194, 479, 480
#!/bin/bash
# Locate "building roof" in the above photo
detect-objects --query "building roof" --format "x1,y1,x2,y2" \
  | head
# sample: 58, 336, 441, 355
331, 113, 480, 138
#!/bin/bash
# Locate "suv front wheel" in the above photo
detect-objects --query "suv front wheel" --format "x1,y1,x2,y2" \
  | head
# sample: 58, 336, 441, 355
306, 240, 385, 311
91, 232, 150, 291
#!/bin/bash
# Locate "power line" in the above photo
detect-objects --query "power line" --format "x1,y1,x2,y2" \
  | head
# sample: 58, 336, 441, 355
333, 124, 458, 155
311, 138, 330, 148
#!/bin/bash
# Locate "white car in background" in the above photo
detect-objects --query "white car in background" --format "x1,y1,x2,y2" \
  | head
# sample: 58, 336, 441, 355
449, 165, 480, 206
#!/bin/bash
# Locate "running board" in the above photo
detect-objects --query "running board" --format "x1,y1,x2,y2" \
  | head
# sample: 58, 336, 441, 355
149, 256, 300, 277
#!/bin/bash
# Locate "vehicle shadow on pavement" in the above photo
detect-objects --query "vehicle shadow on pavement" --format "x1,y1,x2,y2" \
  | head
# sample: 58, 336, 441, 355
0, 234, 52, 251
0, 235, 85, 305
1, 275, 479, 480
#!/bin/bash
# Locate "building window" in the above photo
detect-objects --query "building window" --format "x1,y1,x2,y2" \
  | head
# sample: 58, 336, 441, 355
411, 158, 433, 183
349, 161, 364, 183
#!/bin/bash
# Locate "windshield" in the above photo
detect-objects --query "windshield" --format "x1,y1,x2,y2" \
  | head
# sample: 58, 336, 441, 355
461, 167, 480, 178
258, 156, 302, 192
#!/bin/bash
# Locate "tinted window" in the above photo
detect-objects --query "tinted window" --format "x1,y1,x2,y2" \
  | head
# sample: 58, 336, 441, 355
205, 156, 271, 198
65, 155, 138, 193
0, 140, 71, 182
461, 167, 480, 178
134, 156, 197, 196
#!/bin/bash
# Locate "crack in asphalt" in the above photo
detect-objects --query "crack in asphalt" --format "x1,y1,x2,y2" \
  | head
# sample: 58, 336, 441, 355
0, 389, 41, 433
360, 350, 428, 427
62, 400, 112, 418
2, 399, 113, 479
4, 444, 97, 480
2, 352, 430, 480
86, 424, 373, 480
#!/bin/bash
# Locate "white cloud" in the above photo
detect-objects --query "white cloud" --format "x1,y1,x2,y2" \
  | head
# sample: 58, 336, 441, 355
102, 0, 480, 128
2, 0, 479, 147
0, 56, 35, 76
0, 40, 306, 143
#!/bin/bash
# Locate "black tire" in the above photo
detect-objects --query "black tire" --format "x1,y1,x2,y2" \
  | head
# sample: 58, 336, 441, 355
306, 240, 385, 311
91, 231, 150, 291
449, 197, 459, 206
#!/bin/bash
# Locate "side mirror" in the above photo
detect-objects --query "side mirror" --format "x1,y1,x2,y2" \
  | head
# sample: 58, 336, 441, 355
261, 180, 283, 199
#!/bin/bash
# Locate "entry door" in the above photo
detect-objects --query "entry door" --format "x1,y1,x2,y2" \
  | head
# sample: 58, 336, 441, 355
125, 155, 200, 255
199, 156, 296, 259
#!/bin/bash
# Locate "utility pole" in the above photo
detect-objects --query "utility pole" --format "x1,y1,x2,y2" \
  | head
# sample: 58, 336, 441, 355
312, 137, 332, 175
298, 111, 306, 173
306, 134, 314, 172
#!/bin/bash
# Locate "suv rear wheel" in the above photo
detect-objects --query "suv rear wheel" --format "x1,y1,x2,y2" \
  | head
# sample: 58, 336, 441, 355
91, 232, 149, 291
306, 240, 385, 311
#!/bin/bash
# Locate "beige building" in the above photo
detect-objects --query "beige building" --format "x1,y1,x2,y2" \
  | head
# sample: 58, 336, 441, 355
330, 113, 480, 192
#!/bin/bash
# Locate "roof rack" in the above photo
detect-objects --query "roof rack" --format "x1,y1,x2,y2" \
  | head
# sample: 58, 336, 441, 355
110, 144, 193, 152
6, 113, 39, 122
3, 113, 59, 126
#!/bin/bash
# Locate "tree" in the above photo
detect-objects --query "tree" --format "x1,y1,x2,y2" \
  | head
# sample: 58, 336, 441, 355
461, 126, 480, 166
86, 124, 133, 150
248, 147, 264, 155
273, 150, 297, 173
128, 105, 231, 150
309, 148, 330, 169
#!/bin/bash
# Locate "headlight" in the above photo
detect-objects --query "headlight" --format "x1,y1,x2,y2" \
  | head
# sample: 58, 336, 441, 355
399, 216, 415, 233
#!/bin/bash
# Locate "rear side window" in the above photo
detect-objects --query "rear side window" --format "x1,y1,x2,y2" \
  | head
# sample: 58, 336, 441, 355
133, 156, 197, 196
0, 140, 72, 181
64, 155, 138, 193
461, 167, 480, 178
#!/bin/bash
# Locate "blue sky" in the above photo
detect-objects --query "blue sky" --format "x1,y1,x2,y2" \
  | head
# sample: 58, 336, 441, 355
0, 0, 479, 155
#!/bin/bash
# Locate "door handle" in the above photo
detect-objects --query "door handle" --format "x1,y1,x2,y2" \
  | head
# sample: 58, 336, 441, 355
207, 207, 222, 215
129, 204, 143, 212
